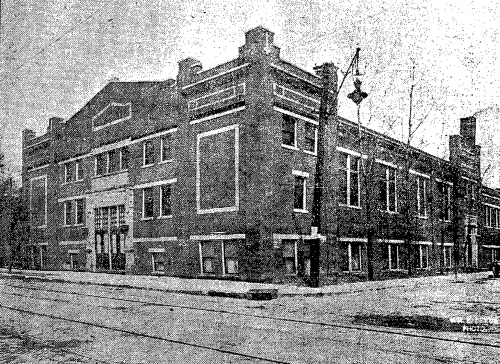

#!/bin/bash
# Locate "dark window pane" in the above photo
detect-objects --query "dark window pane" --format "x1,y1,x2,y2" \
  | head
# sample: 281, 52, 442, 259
96, 154, 105, 175
161, 185, 172, 216
282, 114, 296, 146
64, 201, 73, 225
121, 147, 129, 170
293, 176, 305, 210
339, 170, 348, 205
143, 187, 154, 218
108, 149, 119, 173
304, 123, 316, 152
161, 135, 172, 161
65, 162, 74, 182
76, 199, 84, 225
143, 141, 154, 166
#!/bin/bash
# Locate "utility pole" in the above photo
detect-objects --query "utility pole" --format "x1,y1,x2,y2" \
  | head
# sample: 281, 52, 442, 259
309, 48, 366, 287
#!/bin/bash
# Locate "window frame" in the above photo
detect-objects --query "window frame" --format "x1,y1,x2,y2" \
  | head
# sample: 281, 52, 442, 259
142, 187, 154, 219
143, 140, 155, 167
64, 162, 73, 183
160, 134, 173, 163
75, 199, 85, 225
293, 174, 307, 212
151, 252, 165, 273
416, 244, 429, 269
347, 242, 363, 272
281, 114, 297, 149
339, 153, 360, 208
380, 165, 397, 213
417, 176, 428, 218
388, 243, 400, 270
75, 160, 83, 181
64, 201, 73, 226
303, 121, 318, 155
159, 184, 173, 218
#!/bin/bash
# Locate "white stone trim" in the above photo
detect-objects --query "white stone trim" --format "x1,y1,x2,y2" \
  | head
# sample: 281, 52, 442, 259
188, 83, 245, 112
182, 63, 249, 90
190, 234, 245, 241
196, 124, 239, 214
57, 194, 87, 203
134, 237, 178, 243
133, 178, 177, 190
189, 106, 246, 125
409, 169, 430, 179
338, 237, 368, 243
27, 163, 50, 172
435, 178, 453, 186
483, 245, 500, 249
133, 127, 178, 145
67, 249, 80, 254
23, 137, 51, 150
148, 247, 166, 253
92, 138, 131, 155
59, 240, 86, 246
292, 170, 310, 178
273, 106, 318, 124
483, 193, 500, 201
270, 63, 321, 86
92, 102, 132, 131
484, 202, 500, 209
375, 158, 398, 169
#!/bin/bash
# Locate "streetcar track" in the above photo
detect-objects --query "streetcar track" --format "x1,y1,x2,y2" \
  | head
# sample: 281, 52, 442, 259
3, 281, 500, 351
0, 303, 290, 364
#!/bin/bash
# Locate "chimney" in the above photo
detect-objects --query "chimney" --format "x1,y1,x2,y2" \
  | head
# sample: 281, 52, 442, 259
22, 129, 36, 146
48, 117, 64, 131
460, 116, 476, 145
239, 26, 280, 60
177, 58, 202, 85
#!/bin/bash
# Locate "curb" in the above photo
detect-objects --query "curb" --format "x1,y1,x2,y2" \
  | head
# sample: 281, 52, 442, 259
0, 273, 273, 300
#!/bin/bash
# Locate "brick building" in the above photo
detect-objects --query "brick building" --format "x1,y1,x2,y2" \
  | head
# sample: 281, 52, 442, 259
20, 27, 500, 282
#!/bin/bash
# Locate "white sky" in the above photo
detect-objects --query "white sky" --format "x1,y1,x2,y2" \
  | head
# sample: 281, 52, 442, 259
1, 0, 499, 185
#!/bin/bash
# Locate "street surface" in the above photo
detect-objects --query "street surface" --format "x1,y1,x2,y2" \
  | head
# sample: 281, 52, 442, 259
1, 274, 500, 363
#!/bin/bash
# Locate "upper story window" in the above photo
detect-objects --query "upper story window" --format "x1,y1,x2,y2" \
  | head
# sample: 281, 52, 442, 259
142, 187, 154, 219
379, 165, 397, 212
30, 175, 47, 227
75, 199, 85, 225
339, 153, 360, 208
282, 114, 297, 148
304, 122, 317, 154
160, 184, 172, 217
437, 181, 451, 221
75, 161, 83, 181
484, 204, 500, 228
64, 162, 74, 183
95, 147, 129, 177
292, 172, 308, 212
417, 176, 428, 218
143, 140, 155, 166
92, 102, 132, 131
64, 201, 73, 226
161, 134, 173, 162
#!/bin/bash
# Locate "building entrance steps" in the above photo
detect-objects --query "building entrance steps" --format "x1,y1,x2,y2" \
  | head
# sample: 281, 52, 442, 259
0, 268, 490, 300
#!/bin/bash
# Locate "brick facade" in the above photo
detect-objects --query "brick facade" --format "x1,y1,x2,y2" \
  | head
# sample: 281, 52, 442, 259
20, 27, 500, 283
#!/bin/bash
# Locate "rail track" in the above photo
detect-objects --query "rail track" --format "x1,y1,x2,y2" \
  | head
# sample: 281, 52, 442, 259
1, 279, 497, 363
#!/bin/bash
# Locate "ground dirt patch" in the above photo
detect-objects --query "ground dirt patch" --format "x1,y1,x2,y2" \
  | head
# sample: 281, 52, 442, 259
353, 314, 463, 332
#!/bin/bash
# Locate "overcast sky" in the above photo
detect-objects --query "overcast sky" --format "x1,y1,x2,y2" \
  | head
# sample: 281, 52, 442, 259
1, 0, 499, 185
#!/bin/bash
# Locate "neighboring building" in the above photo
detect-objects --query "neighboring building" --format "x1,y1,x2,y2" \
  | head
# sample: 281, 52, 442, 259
21, 27, 500, 282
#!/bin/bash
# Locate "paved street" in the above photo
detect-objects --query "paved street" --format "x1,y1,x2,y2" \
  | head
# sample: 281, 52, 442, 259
1, 273, 500, 363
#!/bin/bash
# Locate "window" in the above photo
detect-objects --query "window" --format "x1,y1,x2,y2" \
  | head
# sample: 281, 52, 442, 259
30, 176, 47, 227
76, 161, 83, 181
201, 242, 215, 274
109, 206, 117, 227
437, 182, 451, 221
64, 201, 73, 226
444, 246, 453, 268
96, 154, 105, 176
95, 208, 102, 230
75, 199, 84, 225
283, 240, 296, 274
161, 135, 173, 162
348, 242, 362, 271
143, 140, 154, 166
120, 147, 129, 170
282, 114, 296, 147
379, 165, 397, 212
388, 244, 400, 270
304, 122, 317, 153
151, 253, 165, 272
142, 187, 154, 218
417, 177, 428, 218
64, 162, 74, 183
414, 245, 429, 269
118, 205, 125, 225
339, 153, 360, 207
160, 184, 172, 217
293, 176, 307, 211
223, 241, 238, 274
491, 248, 500, 263
108, 149, 120, 173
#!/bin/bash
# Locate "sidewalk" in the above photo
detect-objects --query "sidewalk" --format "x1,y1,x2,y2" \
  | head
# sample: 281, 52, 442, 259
0, 268, 490, 300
